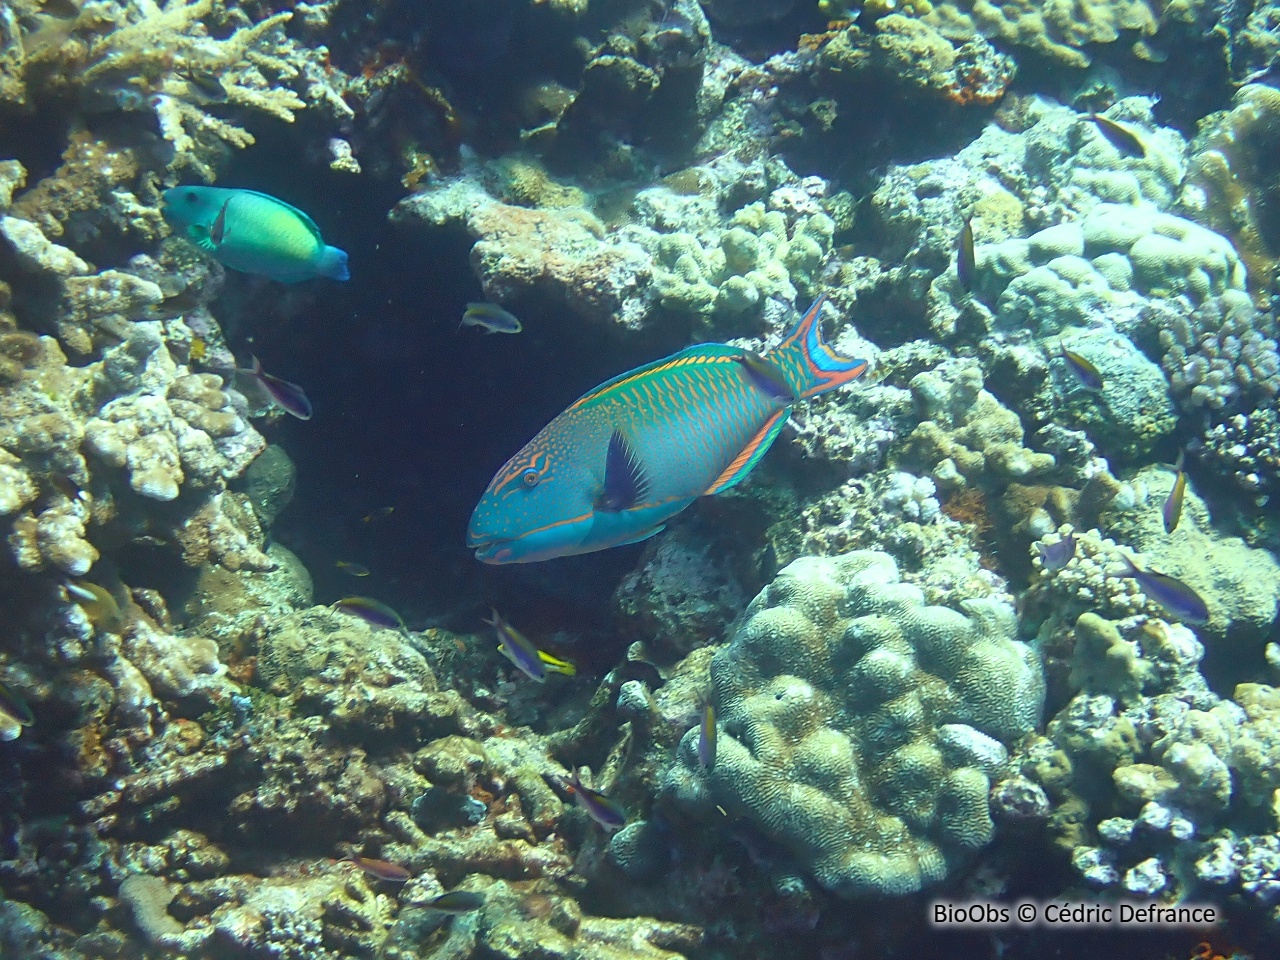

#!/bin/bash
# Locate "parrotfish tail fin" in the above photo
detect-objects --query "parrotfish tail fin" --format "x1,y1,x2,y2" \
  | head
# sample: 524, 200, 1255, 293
767, 294, 870, 400
320, 245, 350, 281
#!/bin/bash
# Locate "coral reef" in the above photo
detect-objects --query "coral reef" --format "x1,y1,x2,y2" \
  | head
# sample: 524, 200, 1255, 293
1019, 610, 1280, 909
975, 203, 1246, 336
392, 149, 849, 333
1158, 290, 1280, 416
664, 550, 1043, 898
3, 0, 352, 182
897, 357, 1055, 487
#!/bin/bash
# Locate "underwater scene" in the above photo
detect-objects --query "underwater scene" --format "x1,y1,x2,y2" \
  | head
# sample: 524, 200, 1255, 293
3, 0, 1280, 958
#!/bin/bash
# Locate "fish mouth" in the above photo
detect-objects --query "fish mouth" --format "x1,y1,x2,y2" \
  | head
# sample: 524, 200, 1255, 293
467, 529, 515, 565
472, 541, 515, 565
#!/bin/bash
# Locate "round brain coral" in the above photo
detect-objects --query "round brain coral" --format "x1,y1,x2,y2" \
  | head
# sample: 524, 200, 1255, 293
664, 550, 1044, 898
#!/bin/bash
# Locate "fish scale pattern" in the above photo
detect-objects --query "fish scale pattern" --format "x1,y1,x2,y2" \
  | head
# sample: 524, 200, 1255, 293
665, 550, 1044, 897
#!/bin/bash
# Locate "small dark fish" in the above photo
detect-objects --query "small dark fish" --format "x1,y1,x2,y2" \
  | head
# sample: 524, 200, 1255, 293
40, 0, 80, 19
66, 581, 124, 633
759, 542, 779, 583
238, 356, 313, 420
336, 560, 371, 577
1164, 454, 1186, 534
332, 596, 407, 632
956, 217, 976, 291
485, 609, 546, 682
569, 770, 627, 831
459, 302, 522, 334
616, 658, 664, 689
44, 472, 81, 502
1086, 114, 1146, 159
425, 890, 486, 914
1062, 348, 1103, 391
698, 703, 717, 771
362, 506, 395, 522
735, 350, 797, 403
1037, 534, 1076, 573
343, 856, 411, 883
183, 67, 228, 103
1116, 555, 1209, 625
132, 534, 169, 547
210, 199, 230, 245
0, 677, 34, 729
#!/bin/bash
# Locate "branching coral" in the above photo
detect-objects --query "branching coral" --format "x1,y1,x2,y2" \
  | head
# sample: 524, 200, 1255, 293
5, 0, 351, 182
1158, 290, 1280, 416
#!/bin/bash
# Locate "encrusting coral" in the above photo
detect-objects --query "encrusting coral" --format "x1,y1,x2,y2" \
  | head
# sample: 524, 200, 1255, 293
0, 311, 268, 574
664, 550, 1043, 898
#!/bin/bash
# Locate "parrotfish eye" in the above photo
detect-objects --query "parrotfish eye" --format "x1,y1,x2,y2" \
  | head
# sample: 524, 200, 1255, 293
522, 469, 540, 488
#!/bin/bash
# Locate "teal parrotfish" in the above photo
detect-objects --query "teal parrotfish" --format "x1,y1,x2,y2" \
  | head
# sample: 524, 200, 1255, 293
161, 186, 349, 283
467, 295, 869, 563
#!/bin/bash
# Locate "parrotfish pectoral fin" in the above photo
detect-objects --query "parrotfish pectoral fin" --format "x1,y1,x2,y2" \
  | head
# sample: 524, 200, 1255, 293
612, 525, 665, 547
767, 294, 870, 400
190, 225, 216, 252
705, 408, 789, 495
319, 245, 350, 281
597, 430, 650, 512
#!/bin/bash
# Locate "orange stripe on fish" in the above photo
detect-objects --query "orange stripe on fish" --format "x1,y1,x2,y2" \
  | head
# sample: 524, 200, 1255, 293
705, 408, 787, 495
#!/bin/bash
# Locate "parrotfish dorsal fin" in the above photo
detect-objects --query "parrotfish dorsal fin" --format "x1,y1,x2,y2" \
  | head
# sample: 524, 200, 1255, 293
597, 430, 649, 512
735, 350, 796, 403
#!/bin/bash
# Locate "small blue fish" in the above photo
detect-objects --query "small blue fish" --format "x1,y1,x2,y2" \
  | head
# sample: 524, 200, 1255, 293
460, 302, 522, 334
1038, 534, 1076, 573
485, 609, 546, 682
332, 597, 407, 632
238, 356, 313, 420
1164, 454, 1187, 534
1062, 348, 1103, 391
1115, 555, 1209, 625
569, 770, 627, 831
162, 186, 349, 283
698, 703, 717, 771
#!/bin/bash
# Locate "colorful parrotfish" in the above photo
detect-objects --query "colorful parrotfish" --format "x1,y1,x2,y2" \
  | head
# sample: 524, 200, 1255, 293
467, 295, 869, 564
161, 186, 349, 283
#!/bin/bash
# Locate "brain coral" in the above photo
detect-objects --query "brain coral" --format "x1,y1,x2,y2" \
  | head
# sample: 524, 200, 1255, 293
664, 551, 1043, 898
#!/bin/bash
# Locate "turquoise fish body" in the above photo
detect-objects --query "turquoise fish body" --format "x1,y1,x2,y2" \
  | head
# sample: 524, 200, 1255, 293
161, 186, 349, 283
467, 296, 868, 564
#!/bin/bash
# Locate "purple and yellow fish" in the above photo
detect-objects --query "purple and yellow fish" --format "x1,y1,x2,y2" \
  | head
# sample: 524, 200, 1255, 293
467, 295, 868, 563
